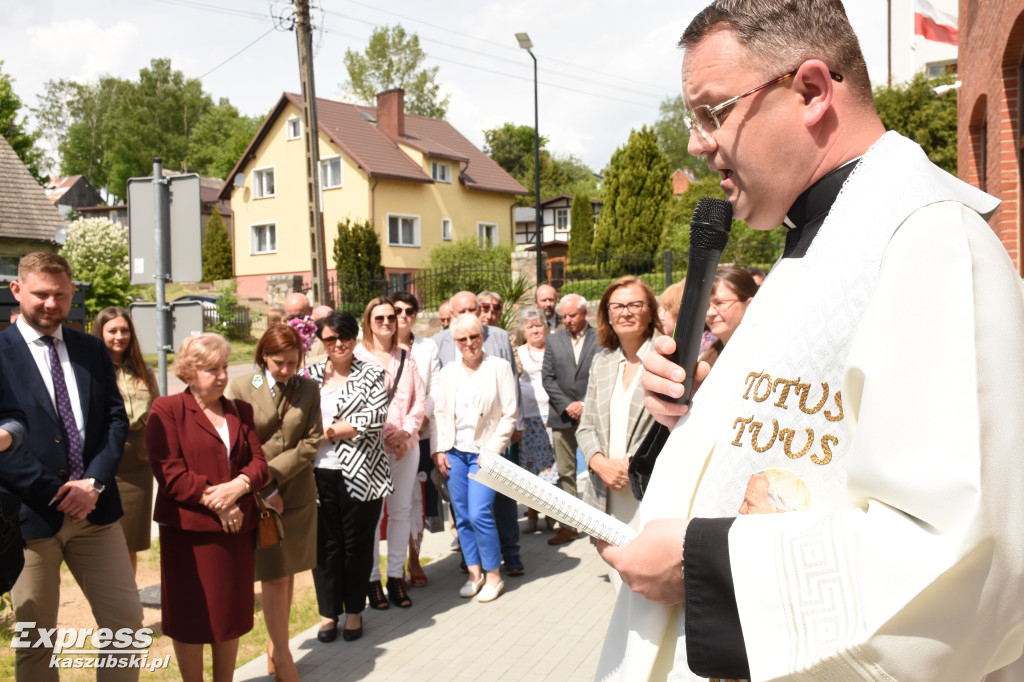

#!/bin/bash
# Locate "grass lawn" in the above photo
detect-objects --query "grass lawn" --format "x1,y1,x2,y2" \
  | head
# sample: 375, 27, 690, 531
0, 540, 426, 679
143, 337, 258, 371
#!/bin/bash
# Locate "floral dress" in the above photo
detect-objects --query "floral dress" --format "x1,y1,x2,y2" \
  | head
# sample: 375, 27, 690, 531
516, 344, 557, 484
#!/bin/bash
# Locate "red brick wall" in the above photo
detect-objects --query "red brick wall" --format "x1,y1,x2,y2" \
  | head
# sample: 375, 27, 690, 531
958, 0, 1024, 274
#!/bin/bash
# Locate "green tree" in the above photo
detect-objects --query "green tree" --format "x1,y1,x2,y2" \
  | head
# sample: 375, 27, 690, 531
423, 238, 512, 306
482, 123, 597, 206
59, 217, 133, 316
874, 72, 958, 174
332, 218, 385, 311
653, 94, 709, 179
0, 61, 46, 181
593, 126, 672, 256
483, 122, 546, 180
568, 192, 595, 261
36, 77, 126, 191
341, 25, 450, 118
659, 176, 784, 273
202, 206, 233, 282
103, 58, 213, 199
187, 99, 262, 179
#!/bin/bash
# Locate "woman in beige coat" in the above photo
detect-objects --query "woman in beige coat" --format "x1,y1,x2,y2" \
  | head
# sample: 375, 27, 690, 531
577, 276, 662, 539
226, 324, 322, 681
432, 313, 518, 603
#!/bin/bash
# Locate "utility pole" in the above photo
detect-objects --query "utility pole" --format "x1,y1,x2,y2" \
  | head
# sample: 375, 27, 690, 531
294, 0, 330, 305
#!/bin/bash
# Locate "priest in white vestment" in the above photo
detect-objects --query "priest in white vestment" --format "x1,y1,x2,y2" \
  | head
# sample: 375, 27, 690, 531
594, 2, 1024, 681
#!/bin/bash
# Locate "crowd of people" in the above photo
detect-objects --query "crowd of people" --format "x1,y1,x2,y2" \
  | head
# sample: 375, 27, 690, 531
4, 2, 1024, 680
0, 250, 762, 680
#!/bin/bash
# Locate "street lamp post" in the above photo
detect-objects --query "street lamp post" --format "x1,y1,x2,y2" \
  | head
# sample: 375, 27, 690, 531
516, 32, 545, 285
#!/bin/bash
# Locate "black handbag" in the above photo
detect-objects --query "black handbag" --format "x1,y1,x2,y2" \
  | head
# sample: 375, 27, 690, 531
627, 422, 671, 501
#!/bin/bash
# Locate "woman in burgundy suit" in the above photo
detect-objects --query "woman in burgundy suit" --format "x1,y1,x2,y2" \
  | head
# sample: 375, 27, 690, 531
146, 333, 269, 682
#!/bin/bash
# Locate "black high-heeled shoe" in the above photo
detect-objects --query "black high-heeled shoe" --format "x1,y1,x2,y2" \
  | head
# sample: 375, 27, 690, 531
368, 580, 389, 610
387, 576, 412, 608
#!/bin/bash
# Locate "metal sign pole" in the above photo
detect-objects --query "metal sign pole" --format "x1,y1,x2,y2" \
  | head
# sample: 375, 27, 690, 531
152, 158, 171, 396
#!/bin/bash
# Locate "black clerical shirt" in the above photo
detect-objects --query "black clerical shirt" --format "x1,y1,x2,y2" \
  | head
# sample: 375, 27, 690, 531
683, 159, 860, 680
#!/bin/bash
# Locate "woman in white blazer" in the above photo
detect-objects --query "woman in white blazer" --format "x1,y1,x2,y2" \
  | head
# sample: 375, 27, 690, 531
432, 313, 518, 603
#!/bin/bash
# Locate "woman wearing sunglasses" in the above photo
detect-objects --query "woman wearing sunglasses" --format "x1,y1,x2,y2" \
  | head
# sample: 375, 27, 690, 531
355, 296, 425, 610
432, 313, 518, 603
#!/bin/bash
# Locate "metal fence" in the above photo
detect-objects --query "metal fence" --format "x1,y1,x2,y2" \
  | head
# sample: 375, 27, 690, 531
323, 241, 784, 313
327, 262, 513, 313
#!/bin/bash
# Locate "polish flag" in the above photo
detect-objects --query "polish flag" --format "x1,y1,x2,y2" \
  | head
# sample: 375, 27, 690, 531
914, 0, 958, 45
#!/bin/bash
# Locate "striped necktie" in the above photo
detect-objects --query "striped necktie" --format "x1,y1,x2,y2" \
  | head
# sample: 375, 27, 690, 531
41, 335, 85, 480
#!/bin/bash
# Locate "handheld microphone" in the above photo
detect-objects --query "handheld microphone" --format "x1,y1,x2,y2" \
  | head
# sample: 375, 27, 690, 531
659, 197, 732, 404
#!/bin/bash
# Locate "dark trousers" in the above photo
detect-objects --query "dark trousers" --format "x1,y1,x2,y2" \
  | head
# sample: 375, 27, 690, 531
495, 443, 520, 562
312, 469, 383, 619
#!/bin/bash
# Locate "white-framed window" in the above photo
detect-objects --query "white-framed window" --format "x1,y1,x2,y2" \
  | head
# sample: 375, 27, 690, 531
286, 116, 301, 140
388, 214, 420, 247
478, 222, 498, 249
431, 161, 450, 183
441, 218, 452, 241
555, 208, 570, 231
250, 222, 277, 254
320, 155, 342, 189
252, 167, 275, 199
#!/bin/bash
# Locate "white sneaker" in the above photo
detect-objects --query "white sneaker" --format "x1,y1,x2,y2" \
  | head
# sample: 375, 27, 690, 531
478, 581, 504, 603
459, 576, 484, 598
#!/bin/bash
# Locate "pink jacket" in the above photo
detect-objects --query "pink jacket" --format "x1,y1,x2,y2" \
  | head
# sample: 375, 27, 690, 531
355, 343, 425, 455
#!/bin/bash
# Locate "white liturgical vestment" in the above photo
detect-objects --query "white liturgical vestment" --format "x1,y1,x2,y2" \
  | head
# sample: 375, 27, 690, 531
596, 132, 1024, 681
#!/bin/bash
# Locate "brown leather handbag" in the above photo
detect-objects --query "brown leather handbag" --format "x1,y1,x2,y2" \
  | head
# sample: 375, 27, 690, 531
254, 493, 283, 549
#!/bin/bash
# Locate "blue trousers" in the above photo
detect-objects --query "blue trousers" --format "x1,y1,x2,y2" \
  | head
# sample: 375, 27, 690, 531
447, 448, 501, 571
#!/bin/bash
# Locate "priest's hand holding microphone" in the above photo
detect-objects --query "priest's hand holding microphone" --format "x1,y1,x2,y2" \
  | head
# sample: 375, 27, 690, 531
597, 197, 732, 604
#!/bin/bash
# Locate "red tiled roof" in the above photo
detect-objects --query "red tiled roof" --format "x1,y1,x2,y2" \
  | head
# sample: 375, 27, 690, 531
219, 93, 525, 200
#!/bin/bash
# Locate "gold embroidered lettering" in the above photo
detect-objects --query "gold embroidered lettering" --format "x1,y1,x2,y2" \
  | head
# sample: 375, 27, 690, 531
797, 381, 829, 415
812, 434, 839, 465
824, 390, 843, 422
732, 416, 754, 446
752, 373, 773, 403
771, 377, 801, 409
779, 427, 814, 459
742, 372, 760, 400
749, 419, 779, 453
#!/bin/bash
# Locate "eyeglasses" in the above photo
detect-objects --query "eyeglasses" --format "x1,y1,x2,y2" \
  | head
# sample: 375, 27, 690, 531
394, 306, 417, 317
453, 333, 482, 345
373, 314, 396, 324
607, 301, 646, 316
321, 334, 350, 345
708, 299, 742, 312
684, 69, 844, 142
479, 303, 502, 313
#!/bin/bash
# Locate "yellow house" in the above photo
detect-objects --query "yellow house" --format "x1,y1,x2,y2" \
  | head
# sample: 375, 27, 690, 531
219, 89, 526, 301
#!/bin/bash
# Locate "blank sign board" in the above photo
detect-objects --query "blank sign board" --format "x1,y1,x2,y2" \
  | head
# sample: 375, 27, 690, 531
127, 174, 202, 284
129, 301, 204, 354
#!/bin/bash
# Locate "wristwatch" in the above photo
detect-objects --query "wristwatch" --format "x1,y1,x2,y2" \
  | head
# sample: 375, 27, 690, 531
87, 477, 105, 494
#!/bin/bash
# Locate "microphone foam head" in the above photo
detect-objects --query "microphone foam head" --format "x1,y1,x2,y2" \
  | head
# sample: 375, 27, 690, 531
690, 197, 732, 251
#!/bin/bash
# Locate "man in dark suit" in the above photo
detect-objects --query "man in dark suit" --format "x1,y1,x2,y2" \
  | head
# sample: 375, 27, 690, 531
535, 283, 561, 333
0, 252, 142, 681
541, 293, 598, 545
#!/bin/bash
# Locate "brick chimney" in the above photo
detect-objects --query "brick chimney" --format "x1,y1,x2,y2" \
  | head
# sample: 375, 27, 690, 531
376, 88, 405, 139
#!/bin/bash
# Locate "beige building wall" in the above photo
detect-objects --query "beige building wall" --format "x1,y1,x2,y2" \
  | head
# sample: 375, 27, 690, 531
231, 103, 517, 290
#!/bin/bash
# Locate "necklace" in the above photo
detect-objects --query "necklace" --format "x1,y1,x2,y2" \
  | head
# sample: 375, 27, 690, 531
526, 345, 544, 364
